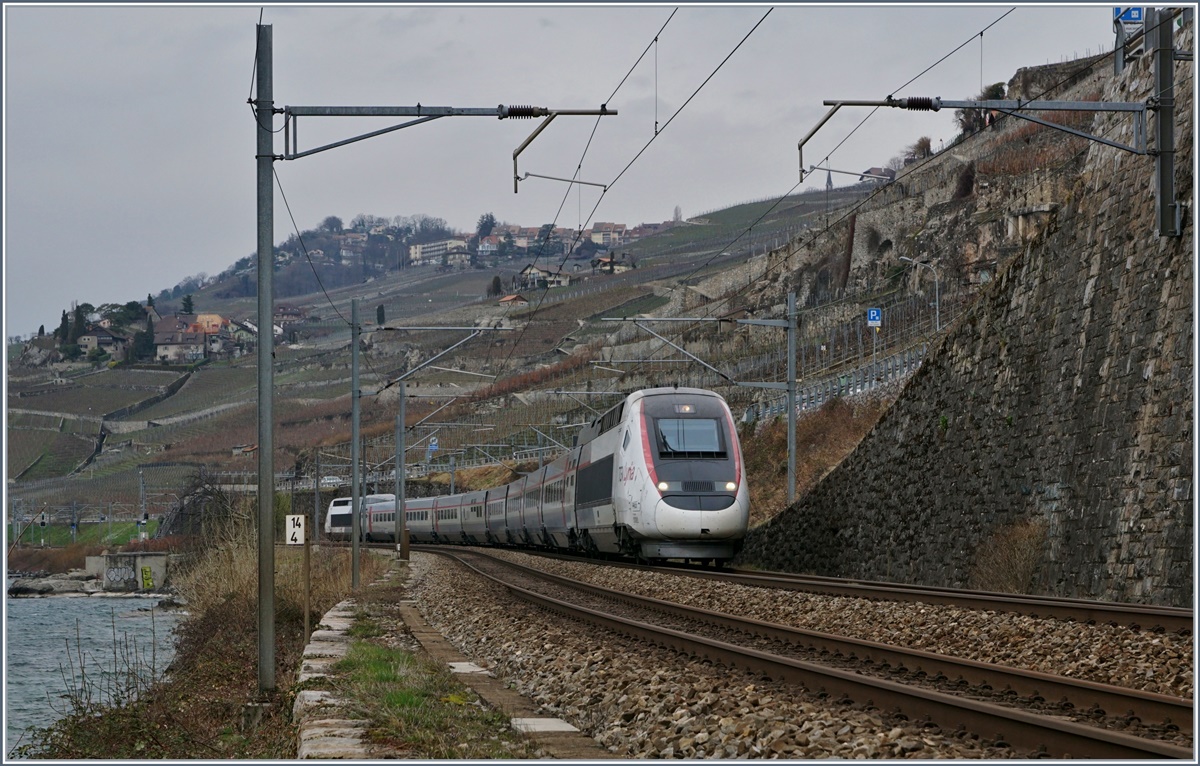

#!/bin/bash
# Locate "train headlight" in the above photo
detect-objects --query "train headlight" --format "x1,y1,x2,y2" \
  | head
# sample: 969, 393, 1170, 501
725, 481, 737, 491
657, 481, 669, 492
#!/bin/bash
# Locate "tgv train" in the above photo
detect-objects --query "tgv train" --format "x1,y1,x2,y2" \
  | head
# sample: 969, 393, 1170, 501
362, 387, 750, 563
325, 493, 394, 541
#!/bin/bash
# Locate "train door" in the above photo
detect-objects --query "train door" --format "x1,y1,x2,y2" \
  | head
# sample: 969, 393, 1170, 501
484, 487, 506, 545
563, 448, 582, 550
505, 477, 525, 545
521, 467, 546, 547
463, 491, 486, 544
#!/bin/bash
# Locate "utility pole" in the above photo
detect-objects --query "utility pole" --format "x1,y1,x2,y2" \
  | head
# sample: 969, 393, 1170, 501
313, 450, 320, 543
395, 392, 408, 561
351, 299, 361, 588
254, 23, 277, 694
736, 293, 798, 505
254, 23, 611, 693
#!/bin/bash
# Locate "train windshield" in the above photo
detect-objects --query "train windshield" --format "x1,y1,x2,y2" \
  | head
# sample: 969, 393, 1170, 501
656, 418, 724, 457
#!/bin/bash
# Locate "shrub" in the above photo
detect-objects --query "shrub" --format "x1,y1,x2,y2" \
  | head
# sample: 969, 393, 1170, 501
968, 518, 1048, 594
953, 162, 976, 200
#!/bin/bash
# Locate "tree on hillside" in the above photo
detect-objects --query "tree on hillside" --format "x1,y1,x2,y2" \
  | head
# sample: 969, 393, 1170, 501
955, 83, 1006, 137
500, 230, 515, 258
320, 215, 343, 233
673, 205, 683, 222
56, 310, 69, 343
476, 212, 496, 239
68, 305, 87, 344
909, 136, 933, 160
351, 213, 389, 231
488, 275, 504, 297
38, 325, 44, 337
376, 305, 385, 325
146, 293, 155, 308
182, 294, 195, 314
132, 329, 155, 361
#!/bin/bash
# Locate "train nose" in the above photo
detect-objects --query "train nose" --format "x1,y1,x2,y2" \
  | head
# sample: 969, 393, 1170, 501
653, 498, 742, 538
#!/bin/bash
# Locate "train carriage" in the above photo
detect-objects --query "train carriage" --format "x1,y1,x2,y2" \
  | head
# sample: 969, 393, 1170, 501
539, 461, 571, 548
461, 490, 487, 544
484, 487, 507, 545
432, 495, 464, 543
405, 497, 436, 543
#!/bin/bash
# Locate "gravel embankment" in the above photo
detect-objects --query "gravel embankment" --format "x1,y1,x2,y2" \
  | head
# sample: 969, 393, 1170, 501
482, 550, 1194, 699
410, 552, 1041, 758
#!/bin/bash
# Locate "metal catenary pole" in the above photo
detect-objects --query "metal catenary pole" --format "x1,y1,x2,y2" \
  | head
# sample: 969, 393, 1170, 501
351, 298, 361, 588
257, 24, 612, 683
395, 391, 409, 560
786, 292, 797, 505
313, 449, 320, 543
255, 22, 276, 694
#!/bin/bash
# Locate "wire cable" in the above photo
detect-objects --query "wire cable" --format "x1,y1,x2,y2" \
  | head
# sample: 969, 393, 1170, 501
584, 5, 1141, 395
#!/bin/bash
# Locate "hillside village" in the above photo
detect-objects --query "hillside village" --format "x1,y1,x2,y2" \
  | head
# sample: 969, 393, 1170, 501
10, 214, 678, 369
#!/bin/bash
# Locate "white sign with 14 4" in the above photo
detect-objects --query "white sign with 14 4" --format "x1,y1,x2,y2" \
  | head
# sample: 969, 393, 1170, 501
286, 514, 306, 545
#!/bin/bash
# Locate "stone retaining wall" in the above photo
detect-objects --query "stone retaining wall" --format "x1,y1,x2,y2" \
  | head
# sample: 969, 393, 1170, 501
737, 29, 1193, 606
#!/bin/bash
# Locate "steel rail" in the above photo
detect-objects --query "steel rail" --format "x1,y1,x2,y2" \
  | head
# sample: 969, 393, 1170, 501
427, 548, 1192, 759
513, 550, 1192, 632
449, 548, 1192, 736
674, 566, 1194, 634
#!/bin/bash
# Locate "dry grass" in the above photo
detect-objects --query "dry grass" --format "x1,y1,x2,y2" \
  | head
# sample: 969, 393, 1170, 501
171, 496, 389, 621
968, 518, 1049, 594
18, 494, 389, 759
740, 396, 890, 527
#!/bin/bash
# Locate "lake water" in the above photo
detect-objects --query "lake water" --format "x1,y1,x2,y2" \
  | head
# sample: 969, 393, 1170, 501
4, 589, 182, 757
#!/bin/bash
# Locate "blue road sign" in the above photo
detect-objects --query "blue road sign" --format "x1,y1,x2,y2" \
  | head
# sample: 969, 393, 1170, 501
429, 436, 439, 452
1114, 7, 1143, 23
867, 308, 882, 327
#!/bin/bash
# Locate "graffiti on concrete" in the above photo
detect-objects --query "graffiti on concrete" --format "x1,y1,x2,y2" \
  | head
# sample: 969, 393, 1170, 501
106, 566, 135, 583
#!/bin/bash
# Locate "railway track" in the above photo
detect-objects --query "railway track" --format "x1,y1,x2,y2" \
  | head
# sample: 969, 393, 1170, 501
422, 546, 1192, 759
512, 548, 1194, 634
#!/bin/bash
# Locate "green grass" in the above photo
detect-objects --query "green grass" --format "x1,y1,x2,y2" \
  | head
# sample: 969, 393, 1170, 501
10, 520, 160, 548
331, 613, 539, 758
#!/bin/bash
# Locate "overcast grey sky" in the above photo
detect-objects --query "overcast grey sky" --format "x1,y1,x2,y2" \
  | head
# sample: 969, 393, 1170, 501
4, 3, 1120, 337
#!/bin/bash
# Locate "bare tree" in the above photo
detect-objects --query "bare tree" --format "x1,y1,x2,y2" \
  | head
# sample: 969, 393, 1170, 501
909, 136, 933, 159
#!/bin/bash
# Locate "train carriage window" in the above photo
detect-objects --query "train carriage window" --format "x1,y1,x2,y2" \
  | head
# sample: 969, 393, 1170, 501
623, 430, 630, 451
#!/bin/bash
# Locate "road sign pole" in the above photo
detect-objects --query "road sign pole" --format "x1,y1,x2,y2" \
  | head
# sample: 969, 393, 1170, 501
303, 523, 311, 645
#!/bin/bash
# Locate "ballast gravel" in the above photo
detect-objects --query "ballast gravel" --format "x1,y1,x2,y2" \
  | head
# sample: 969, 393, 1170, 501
482, 549, 1194, 699
410, 553, 1036, 759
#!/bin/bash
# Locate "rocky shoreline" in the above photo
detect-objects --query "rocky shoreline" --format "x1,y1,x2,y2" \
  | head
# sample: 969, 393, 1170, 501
6, 569, 180, 602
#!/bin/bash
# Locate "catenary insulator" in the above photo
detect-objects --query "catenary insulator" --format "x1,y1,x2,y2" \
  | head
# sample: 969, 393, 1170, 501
504, 105, 540, 118
902, 97, 940, 112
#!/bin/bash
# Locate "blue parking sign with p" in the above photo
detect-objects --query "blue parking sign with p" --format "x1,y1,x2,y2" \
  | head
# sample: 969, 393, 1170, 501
867, 308, 882, 327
